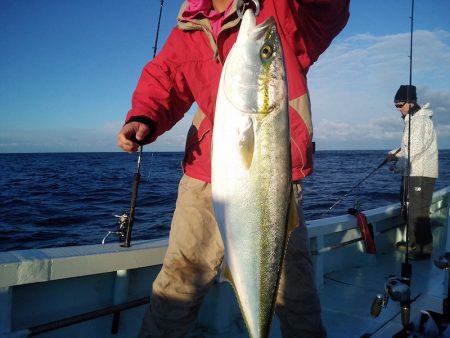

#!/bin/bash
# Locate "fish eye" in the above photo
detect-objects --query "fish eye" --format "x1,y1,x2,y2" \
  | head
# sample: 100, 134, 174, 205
260, 43, 273, 61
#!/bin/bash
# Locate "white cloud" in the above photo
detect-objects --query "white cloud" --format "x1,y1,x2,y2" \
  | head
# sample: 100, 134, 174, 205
143, 112, 193, 152
0, 127, 117, 152
314, 116, 404, 150
2, 31, 449, 153
309, 30, 450, 150
0, 109, 194, 153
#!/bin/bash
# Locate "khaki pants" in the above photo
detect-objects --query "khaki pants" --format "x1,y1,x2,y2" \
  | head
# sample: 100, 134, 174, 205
139, 175, 325, 338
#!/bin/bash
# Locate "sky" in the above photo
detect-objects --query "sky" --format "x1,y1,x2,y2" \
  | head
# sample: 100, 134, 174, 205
1, 0, 449, 153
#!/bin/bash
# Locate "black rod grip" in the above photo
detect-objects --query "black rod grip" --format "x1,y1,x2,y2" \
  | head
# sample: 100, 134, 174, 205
122, 172, 141, 247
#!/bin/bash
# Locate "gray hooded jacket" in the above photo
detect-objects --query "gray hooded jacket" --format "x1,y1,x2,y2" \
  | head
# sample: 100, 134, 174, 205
392, 103, 438, 178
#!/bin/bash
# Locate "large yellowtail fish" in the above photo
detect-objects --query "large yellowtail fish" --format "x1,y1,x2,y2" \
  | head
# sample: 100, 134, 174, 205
211, 9, 294, 338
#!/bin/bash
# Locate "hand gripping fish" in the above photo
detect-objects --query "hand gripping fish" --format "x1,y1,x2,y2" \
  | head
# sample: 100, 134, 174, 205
212, 9, 297, 338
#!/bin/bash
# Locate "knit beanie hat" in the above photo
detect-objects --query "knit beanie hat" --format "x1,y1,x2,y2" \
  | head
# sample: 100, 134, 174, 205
394, 85, 417, 102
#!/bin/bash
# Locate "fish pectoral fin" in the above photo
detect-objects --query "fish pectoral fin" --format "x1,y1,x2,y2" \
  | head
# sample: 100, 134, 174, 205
237, 117, 254, 169
287, 188, 299, 236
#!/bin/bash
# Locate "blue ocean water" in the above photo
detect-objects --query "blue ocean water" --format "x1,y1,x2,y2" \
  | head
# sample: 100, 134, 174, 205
0, 150, 449, 252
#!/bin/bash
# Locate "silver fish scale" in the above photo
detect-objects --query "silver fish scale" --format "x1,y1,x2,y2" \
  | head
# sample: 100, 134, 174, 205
211, 9, 291, 338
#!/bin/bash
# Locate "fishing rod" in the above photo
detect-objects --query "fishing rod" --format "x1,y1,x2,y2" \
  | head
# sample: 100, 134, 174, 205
393, 0, 416, 331
102, 0, 164, 247
403, 0, 415, 266
122, 0, 165, 248
370, 0, 415, 331
324, 148, 401, 214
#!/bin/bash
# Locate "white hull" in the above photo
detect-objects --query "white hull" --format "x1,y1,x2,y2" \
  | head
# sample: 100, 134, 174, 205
1, 187, 449, 338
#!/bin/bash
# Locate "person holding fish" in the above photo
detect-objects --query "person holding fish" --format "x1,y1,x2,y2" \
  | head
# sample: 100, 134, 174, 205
117, 0, 349, 337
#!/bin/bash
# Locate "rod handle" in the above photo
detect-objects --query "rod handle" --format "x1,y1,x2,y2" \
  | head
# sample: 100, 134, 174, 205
122, 172, 141, 248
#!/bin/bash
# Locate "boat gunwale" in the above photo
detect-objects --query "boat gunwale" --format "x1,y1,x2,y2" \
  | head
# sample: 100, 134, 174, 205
0, 187, 448, 289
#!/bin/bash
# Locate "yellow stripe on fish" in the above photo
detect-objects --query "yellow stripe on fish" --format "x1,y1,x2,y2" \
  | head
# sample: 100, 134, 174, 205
212, 8, 293, 338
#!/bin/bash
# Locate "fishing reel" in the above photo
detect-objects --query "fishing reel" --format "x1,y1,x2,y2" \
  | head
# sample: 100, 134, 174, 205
371, 275, 411, 327
101, 211, 130, 245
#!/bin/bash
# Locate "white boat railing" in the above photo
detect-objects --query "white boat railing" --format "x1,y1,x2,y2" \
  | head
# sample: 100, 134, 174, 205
0, 187, 449, 337
307, 186, 450, 287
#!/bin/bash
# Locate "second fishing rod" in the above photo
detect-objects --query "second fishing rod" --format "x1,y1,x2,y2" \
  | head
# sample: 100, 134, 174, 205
323, 147, 401, 216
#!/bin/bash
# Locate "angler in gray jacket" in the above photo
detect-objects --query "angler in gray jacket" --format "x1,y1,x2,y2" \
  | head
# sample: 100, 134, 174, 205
386, 84, 438, 260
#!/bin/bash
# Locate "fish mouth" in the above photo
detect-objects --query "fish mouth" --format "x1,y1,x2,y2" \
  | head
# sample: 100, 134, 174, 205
238, 10, 276, 43
249, 17, 276, 41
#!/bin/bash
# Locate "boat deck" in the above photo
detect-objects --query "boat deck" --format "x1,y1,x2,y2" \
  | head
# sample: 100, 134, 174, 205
188, 247, 450, 338
320, 249, 448, 338
1, 188, 449, 338
2, 241, 449, 338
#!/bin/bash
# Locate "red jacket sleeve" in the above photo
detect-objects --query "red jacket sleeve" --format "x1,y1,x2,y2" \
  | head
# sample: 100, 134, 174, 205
125, 27, 195, 143
296, 0, 350, 68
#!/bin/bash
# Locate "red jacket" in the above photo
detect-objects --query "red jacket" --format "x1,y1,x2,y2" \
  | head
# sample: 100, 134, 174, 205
126, 0, 350, 183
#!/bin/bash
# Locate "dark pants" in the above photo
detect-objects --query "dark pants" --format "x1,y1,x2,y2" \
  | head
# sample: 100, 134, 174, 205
400, 176, 436, 246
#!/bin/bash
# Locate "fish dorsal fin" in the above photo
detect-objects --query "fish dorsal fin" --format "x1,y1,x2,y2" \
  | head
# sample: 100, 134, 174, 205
237, 116, 254, 169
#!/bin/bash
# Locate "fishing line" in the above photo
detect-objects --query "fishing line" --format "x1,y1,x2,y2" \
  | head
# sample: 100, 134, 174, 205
121, 0, 164, 248
144, 152, 155, 182
322, 4, 416, 221
393, 1, 415, 331
320, 148, 401, 218
369, 0, 416, 331
102, 0, 164, 247
403, 0, 415, 266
